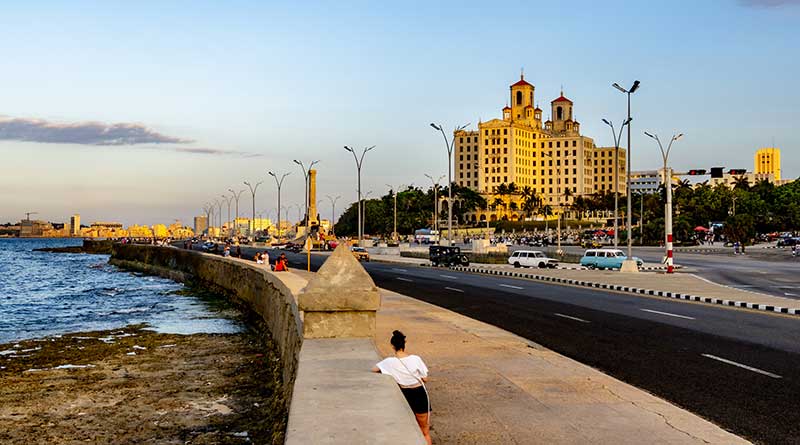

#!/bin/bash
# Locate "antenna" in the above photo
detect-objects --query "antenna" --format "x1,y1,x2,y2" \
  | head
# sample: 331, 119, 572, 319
24, 211, 38, 221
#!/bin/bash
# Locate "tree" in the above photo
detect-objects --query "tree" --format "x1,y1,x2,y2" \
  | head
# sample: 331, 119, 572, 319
724, 213, 756, 251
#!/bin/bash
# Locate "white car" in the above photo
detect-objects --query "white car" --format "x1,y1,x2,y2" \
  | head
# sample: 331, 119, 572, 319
508, 250, 559, 268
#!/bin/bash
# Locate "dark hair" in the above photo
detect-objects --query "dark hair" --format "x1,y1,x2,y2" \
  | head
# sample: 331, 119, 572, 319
390, 330, 406, 351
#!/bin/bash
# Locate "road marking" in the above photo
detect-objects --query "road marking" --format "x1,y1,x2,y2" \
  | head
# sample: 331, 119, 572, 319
396, 277, 413, 282
785, 292, 798, 297
439, 274, 457, 279
730, 285, 756, 288
499, 284, 524, 290
640, 309, 696, 320
554, 313, 590, 323
444, 287, 464, 293
391, 268, 408, 272
701, 354, 782, 379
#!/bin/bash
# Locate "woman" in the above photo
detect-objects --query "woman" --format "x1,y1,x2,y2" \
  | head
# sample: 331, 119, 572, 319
372, 330, 431, 445
274, 252, 289, 271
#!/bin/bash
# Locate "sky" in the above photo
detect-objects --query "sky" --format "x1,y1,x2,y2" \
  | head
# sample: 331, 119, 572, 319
1, 0, 799, 226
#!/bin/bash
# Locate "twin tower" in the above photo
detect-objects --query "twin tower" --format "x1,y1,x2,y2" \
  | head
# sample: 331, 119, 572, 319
502, 74, 580, 136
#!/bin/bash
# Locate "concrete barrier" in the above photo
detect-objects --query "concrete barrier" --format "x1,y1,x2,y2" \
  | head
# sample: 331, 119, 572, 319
110, 243, 425, 444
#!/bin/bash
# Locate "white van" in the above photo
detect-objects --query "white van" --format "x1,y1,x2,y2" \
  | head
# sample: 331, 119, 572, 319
508, 250, 559, 268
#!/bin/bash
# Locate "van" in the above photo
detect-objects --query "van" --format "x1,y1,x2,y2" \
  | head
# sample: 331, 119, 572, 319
508, 250, 558, 268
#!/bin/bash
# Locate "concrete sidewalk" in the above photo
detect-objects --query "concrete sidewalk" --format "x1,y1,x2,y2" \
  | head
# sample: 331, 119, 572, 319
374, 289, 749, 445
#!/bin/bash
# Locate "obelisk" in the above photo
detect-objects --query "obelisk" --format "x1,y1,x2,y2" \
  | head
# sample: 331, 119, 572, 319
308, 169, 319, 227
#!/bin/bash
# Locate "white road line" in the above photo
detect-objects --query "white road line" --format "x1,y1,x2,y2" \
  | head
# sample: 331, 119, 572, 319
391, 268, 408, 272
785, 292, 798, 297
640, 309, 696, 320
499, 284, 524, 290
730, 285, 756, 288
701, 354, 782, 379
554, 313, 590, 323
396, 277, 413, 282
439, 274, 457, 279
444, 287, 464, 293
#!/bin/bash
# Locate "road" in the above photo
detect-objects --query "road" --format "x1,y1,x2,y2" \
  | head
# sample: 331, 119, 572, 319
542, 245, 800, 300
195, 243, 800, 443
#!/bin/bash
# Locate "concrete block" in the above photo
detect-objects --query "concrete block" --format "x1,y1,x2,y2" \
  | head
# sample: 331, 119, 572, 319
302, 311, 376, 339
299, 244, 380, 312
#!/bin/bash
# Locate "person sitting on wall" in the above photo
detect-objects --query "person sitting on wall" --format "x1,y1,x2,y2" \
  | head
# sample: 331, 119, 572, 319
273, 252, 289, 271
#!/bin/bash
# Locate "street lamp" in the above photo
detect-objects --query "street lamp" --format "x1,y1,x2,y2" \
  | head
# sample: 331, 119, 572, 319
542, 152, 563, 255
613, 80, 640, 272
244, 181, 263, 239
602, 118, 631, 248
293, 159, 320, 234
269, 171, 291, 239
386, 184, 406, 242
228, 188, 245, 237
344, 145, 375, 245
424, 174, 445, 233
325, 195, 341, 235
430, 122, 469, 245
214, 199, 223, 239
202, 203, 213, 237
222, 194, 233, 238
645, 131, 684, 274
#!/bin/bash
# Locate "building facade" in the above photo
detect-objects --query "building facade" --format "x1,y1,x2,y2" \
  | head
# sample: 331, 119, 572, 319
754, 147, 780, 182
453, 74, 626, 222
194, 216, 208, 236
70, 214, 81, 236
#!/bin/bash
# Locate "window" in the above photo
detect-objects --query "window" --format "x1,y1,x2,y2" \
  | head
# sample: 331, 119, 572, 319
504, 166, 508, 173
585, 251, 596, 257
459, 155, 463, 161
503, 147, 508, 154
504, 129, 508, 135
516, 91, 522, 105
556, 106, 563, 120
573, 150, 577, 156
485, 139, 488, 145
573, 141, 577, 147
557, 142, 560, 148
460, 137, 463, 143
504, 139, 507, 145
548, 142, 552, 148
485, 168, 489, 173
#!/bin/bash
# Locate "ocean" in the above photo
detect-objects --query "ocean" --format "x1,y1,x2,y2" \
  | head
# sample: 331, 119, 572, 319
0, 238, 241, 344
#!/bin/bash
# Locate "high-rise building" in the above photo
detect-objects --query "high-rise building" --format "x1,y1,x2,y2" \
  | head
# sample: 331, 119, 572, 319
453, 74, 626, 222
70, 214, 81, 236
194, 216, 208, 235
754, 147, 780, 182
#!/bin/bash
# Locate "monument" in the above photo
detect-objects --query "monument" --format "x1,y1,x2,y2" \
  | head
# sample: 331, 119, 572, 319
307, 169, 319, 228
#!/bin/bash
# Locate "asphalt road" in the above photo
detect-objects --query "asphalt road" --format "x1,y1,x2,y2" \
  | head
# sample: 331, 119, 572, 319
544, 245, 800, 300
195, 243, 800, 444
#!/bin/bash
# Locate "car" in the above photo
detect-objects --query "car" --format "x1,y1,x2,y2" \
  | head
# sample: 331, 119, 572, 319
579, 249, 644, 270
508, 250, 558, 268
429, 246, 470, 267
777, 237, 799, 247
351, 246, 370, 262
581, 239, 603, 248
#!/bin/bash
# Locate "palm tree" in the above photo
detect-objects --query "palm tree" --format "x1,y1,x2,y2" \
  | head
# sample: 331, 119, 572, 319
733, 175, 751, 191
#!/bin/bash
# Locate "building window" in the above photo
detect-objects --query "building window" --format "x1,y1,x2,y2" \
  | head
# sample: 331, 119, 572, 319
459, 155, 463, 161
572, 141, 577, 147
503, 147, 508, 154
548, 142, 552, 148
504, 138, 507, 144
504, 129, 508, 135
516, 91, 522, 105
485, 139, 488, 145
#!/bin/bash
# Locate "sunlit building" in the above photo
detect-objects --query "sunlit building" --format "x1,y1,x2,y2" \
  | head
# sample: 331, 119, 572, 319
754, 147, 780, 182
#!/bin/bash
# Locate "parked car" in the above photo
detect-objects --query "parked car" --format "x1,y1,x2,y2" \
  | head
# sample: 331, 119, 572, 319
581, 239, 603, 248
429, 246, 469, 267
351, 246, 370, 262
777, 237, 799, 247
579, 249, 643, 270
508, 250, 558, 268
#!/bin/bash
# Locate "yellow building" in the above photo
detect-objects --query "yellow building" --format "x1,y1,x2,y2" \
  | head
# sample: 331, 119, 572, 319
454, 74, 626, 222
754, 147, 780, 182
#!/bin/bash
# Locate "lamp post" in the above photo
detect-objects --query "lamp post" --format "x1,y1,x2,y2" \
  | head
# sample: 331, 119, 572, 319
269, 171, 291, 239
214, 199, 223, 239
424, 174, 445, 234
293, 159, 319, 234
244, 181, 263, 239
228, 188, 245, 237
645, 131, 683, 274
344, 145, 375, 245
430, 123, 469, 245
602, 118, 631, 248
203, 203, 213, 237
325, 195, 341, 235
221, 194, 233, 238
386, 184, 406, 242
542, 152, 563, 255
613, 80, 640, 271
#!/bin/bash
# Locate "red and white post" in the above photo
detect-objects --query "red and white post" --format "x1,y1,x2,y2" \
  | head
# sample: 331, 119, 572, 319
664, 166, 674, 274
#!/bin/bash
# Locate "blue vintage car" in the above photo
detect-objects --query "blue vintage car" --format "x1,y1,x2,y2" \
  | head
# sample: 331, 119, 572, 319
579, 249, 644, 270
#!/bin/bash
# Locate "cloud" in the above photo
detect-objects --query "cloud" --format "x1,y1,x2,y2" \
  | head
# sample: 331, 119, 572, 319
172, 147, 263, 158
0, 117, 192, 145
739, 0, 800, 7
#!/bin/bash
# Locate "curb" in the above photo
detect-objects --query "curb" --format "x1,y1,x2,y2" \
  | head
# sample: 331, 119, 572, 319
449, 265, 800, 316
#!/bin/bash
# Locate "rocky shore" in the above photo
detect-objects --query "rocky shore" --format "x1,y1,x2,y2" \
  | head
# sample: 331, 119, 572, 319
0, 324, 287, 444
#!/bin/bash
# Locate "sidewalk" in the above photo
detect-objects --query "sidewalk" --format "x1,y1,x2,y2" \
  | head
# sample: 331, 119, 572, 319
375, 289, 750, 445
448, 265, 800, 315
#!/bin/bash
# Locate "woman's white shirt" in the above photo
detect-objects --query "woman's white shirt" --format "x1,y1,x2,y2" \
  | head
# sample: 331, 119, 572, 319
375, 355, 428, 387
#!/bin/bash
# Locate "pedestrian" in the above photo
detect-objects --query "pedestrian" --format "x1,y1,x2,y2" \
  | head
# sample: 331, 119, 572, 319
372, 330, 431, 445
255, 252, 263, 264
274, 252, 289, 271
236, 245, 242, 258
261, 250, 270, 266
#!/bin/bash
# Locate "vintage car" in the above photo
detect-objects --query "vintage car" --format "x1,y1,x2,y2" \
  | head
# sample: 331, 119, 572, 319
579, 249, 644, 270
351, 246, 370, 262
508, 250, 558, 268
429, 246, 470, 267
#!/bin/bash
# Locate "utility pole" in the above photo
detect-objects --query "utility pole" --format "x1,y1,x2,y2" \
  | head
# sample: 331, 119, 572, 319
613, 80, 640, 271
344, 145, 375, 245
269, 171, 291, 239
430, 122, 469, 245
425, 174, 445, 234
386, 184, 405, 242
221, 194, 232, 238
244, 180, 263, 239
325, 195, 341, 235
228, 188, 245, 237
602, 118, 631, 248
645, 131, 684, 274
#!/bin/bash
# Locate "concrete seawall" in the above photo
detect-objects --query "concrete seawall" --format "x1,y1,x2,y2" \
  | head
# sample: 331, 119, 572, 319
110, 243, 425, 444
110, 243, 303, 395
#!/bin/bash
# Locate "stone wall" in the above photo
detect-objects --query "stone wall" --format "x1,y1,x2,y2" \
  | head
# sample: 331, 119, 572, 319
109, 244, 303, 395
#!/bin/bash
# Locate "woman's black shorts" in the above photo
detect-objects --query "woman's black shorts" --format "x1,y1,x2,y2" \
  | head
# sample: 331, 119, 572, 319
400, 386, 429, 414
